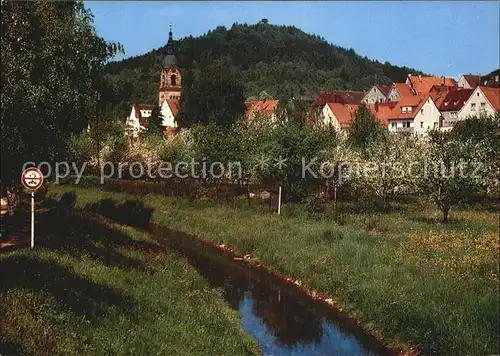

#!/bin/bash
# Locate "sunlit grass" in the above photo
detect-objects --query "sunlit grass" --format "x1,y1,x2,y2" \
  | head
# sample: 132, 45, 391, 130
46, 184, 500, 355
0, 211, 260, 356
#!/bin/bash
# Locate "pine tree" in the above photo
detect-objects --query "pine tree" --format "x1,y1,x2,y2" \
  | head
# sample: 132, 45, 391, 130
348, 103, 386, 153
146, 106, 164, 136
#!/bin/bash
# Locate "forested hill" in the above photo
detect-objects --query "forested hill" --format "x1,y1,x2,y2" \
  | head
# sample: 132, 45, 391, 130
103, 21, 424, 116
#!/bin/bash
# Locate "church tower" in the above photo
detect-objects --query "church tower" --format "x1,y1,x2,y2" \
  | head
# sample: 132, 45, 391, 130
159, 24, 182, 106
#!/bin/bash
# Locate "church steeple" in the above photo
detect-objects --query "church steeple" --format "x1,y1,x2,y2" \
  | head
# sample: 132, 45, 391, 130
162, 24, 176, 67
159, 23, 182, 106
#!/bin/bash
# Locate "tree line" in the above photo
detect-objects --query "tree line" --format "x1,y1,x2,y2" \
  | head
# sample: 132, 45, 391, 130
72, 102, 500, 223
102, 20, 425, 118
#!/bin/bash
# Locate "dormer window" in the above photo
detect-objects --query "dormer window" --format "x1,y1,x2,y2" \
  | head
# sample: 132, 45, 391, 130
402, 107, 407, 113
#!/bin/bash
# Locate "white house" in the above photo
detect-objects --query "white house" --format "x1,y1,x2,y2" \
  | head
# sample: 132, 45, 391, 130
372, 95, 441, 135
160, 99, 179, 128
321, 103, 358, 130
457, 74, 480, 89
458, 86, 500, 120
125, 104, 155, 137
361, 85, 391, 105
125, 101, 179, 137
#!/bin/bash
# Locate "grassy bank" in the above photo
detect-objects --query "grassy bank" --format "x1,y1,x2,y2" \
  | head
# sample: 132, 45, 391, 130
0, 206, 260, 355
46, 184, 500, 355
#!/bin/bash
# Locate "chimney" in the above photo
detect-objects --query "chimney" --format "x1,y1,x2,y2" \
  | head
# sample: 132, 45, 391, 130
441, 76, 445, 86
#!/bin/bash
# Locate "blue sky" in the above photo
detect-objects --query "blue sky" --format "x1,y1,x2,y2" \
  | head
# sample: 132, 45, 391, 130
86, 1, 499, 78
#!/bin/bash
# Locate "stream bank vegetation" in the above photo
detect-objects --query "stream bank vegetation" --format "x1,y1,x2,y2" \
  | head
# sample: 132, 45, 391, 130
54, 108, 500, 355
0, 204, 260, 356
45, 178, 499, 355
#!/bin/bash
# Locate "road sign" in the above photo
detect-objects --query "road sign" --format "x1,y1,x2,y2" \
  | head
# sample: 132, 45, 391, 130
21, 167, 44, 191
21, 167, 44, 249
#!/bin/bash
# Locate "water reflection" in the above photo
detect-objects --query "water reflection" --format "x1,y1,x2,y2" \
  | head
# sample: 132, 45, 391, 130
152, 226, 386, 356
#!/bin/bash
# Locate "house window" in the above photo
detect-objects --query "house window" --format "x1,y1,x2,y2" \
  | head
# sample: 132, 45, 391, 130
402, 107, 407, 113
496, 75, 499, 83
171, 74, 177, 86
477, 92, 480, 96
471, 103, 476, 111
403, 122, 411, 128
480, 102, 486, 107
420, 122, 424, 128
391, 122, 396, 128
421, 108, 424, 114
407, 106, 412, 113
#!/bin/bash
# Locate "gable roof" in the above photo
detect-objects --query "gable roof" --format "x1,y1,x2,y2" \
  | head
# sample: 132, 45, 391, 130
429, 85, 452, 107
368, 102, 397, 126
375, 85, 392, 96
326, 103, 358, 128
480, 69, 500, 88
245, 99, 279, 120
166, 99, 179, 117
407, 75, 457, 95
480, 86, 500, 111
133, 104, 155, 119
371, 94, 433, 121
438, 89, 474, 112
462, 74, 481, 88
316, 90, 366, 106
393, 82, 416, 98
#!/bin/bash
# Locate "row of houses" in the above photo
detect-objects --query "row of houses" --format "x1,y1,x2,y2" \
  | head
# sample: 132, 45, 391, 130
245, 69, 499, 135
125, 67, 499, 137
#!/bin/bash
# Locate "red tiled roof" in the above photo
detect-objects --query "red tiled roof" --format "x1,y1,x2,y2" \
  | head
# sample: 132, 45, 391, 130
166, 99, 179, 117
429, 86, 451, 108
245, 99, 279, 121
133, 104, 155, 119
393, 82, 416, 98
326, 103, 358, 128
368, 102, 397, 126
375, 85, 392, 96
463, 74, 481, 88
438, 89, 474, 112
370, 94, 432, 121
480, 86, 500, 111
407, 75, 457, 95
316, 90, 366, 106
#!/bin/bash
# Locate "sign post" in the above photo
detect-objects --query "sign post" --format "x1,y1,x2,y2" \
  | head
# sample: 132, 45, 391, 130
278, 186, 282, 215
21, 168, 44, 249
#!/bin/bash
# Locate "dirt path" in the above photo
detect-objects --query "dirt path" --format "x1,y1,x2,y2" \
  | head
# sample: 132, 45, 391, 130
0, 203, 52, 250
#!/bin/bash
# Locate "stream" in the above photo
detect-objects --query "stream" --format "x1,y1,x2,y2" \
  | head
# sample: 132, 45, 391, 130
151, 225, 392, 356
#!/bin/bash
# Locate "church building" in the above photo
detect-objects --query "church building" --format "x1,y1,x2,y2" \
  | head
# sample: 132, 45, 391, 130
125, 24, 181, 137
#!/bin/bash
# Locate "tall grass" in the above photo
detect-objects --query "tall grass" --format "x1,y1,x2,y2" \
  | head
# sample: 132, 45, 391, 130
0, 209, 260, 356
47, 185, 499, 355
